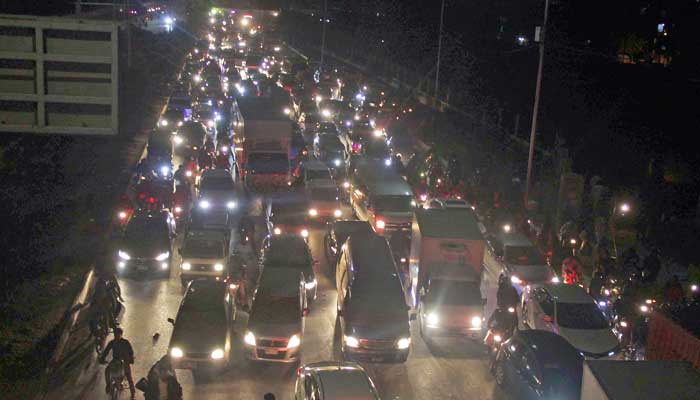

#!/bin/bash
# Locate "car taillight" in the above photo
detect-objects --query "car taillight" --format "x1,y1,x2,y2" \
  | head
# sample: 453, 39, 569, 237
375, 219, 385, 230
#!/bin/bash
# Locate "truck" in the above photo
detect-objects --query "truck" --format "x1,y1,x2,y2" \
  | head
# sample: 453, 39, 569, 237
235, 97, 293, 192
580, 360, 700, 400
409, 208, 485, 308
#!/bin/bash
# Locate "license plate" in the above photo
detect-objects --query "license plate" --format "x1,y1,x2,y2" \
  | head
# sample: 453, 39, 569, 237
370, 357, 383, 362
264, 349, 278, 355
137, 266, 148, 271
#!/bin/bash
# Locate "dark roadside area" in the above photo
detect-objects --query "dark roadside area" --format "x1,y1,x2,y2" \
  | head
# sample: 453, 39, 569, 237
0, 26, 194, 400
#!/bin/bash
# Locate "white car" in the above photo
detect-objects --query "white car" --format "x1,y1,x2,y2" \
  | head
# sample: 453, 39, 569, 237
197, 169, 238, 211
521, 283, 620, 359
482, 232, 556, 293
294, 361, 380, 400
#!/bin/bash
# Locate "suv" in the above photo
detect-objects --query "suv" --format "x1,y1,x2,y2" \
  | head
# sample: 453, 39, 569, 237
179, 229, 232, 286
294, 361, 380, 399
168, 280, 236, 372
197, 169, 238, 211
261, 235, 317, 302
244, 268, 308, 363
482, 232, 555, 292
116, 210, 175, 277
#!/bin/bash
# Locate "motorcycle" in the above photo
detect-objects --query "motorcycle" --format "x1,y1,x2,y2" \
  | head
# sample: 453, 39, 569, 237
484, 307, 517, 368
101, 359, 125, 400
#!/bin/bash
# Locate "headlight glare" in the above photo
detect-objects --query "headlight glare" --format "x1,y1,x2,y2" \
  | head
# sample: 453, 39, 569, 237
155, 252, 170, 261
182, 262, 191, 270
287, 334, 301, 349
210, 349, 224, 359
344, 335, 359, 348
214, 263, 224, 271
397, 337, 411, 350
471, 316, 483, 327
244, 331, 256, 346
170, 347, 183, 358
427, 312, 439, 326
118, 250, 131, 260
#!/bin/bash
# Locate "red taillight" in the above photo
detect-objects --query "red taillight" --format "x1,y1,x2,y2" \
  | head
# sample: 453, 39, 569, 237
149, 197, 156, 204
375, 219, 385, 230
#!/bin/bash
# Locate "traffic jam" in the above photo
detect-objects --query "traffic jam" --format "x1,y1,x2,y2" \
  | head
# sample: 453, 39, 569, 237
103, 6, 643, 400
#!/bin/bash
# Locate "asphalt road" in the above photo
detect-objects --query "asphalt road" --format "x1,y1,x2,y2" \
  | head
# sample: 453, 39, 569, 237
81, 220, 509, 400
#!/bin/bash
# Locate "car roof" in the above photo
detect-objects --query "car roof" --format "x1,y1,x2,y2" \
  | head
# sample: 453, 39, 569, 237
315, 367, 377, 399
366, 179, 413, 196
347, 233, 396, 277
542, 283, 594, 303
258, 268, 303, 297
303, 159, 330, 171
415, 208, 483, 240
182, 280, 226, 305
514, 330, 582, 365
496, 232, 535, 247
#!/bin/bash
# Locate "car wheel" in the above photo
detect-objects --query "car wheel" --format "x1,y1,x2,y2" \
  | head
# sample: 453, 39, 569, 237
494, 361, 506, 387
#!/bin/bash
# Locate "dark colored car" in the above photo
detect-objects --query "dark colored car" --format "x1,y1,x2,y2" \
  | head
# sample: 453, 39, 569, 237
266, 194, 311, 239
168, 280, 236, 371
146, 130, 173, 167
116, 210, 176, 277
244, 268, 308, 363
175, 121, 207, 155
323, 220, 374, 265
493, 330, 583, 400
335, 233, 411, 363
261, 235, 317, 302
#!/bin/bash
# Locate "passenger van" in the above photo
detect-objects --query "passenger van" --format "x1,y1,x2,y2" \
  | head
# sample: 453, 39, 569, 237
335, 233, 411, 363
351, 177, 414, 235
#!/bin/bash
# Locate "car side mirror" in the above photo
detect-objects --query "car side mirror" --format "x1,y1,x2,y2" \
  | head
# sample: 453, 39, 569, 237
167, 318, 175, 325
302, 308, 310, 317
543, 315, 553, 323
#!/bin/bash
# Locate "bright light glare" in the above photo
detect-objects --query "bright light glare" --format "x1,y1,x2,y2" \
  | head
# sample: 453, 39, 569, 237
396, 338, 411, 349
199, 200, 210, 209
214, 263, 224, 271
510, 275, 522, 285
334, 209, 342, 217
170, 347, 183, 358
182, 263, 191, 270
301, 229, 309, 238
471, 316, 482, 327
427, 313, 439, 326
344, 335, 359, 348
211, 349, 224, 359
244, 331, 256, 346
287, 334, 301, 348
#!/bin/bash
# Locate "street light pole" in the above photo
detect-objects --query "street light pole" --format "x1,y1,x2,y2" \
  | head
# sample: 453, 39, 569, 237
524, 0, 550, 206
320, 0, 328, 74
434, 0, 446, 107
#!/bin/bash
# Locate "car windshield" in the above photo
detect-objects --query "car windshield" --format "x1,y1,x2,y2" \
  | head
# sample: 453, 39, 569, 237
266, 241, 311, 266
310, 187, 338, 202
556, 302, 609, 330
125, 218, 167, 242
306, 169, 331, 180
505, 245, 546, 265
374, 196, 412, 212
427, 280, 482, 306
182, 239, 224, 258
365, 140, 390, 156
201, 176, 234, 192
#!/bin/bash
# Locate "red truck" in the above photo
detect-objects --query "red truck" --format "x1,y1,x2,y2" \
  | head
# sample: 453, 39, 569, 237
235, 97, 293, 193
409, 208, 487, 340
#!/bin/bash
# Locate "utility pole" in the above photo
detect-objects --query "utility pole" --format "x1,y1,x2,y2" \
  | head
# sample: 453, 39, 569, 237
434, 0, 446, 107
319, 0, 328, 74
524, 0, 550, 206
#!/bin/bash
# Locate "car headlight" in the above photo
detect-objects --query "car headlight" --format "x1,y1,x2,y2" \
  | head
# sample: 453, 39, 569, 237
174, 206, 182, 214
118, 250, 131, 260
396, 337, 411, 350
301, 229, 309, 238
334, 158, 341, 166
173, 135, 183, 145
373, 129, 383, 137
160, 166, 170, 176
226, 201, 237, 209
170, 347, 184, 358
273, 227, 282, 235
471, 316, 483, 328
551, 276, 560, 283
308, 208, 318, 216
182, 262, 191, 270
322, 109, 331, 117
199, 200, 210, 209
117, 261, 125, 269
244, 331, 256, 346
510, 275, 522, 285
344, 335, 359, 348
384, 158, 392, 166
287, 334, 301, 349
159, 119, 169, 127
343, 181, 350, 188
210, 348, 224, 360
426, 312, 439, 326
214, 263, 224, 271
155, 252, 170, 261
305, 279, 317, 290
494, 334, 502, 343
315, 95, 323, 102
334, 209, 342, 217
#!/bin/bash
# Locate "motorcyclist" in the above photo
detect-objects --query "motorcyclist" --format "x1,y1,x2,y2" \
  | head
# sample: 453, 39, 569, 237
561, 256, 584, 285
238, 215, 257, 254
486, 306, 518, 339
198, 147, 213, 170
173, 164, 188, 187
588, 266, 605, 300
496, 274, 520, 310
99, 327, 136, 399
144, 355, 182, 400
